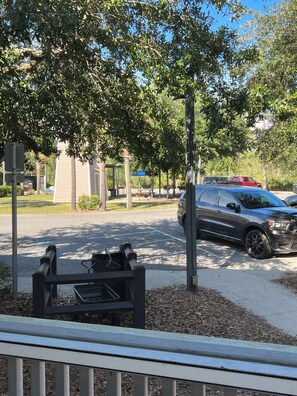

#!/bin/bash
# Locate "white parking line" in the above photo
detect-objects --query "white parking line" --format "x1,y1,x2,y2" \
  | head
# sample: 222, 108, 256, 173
154, 229, 227, 261
89, 230, 156, 241
154, 229, 184, 242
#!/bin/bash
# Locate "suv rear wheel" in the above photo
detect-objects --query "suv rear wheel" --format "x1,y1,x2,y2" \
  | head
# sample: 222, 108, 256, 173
244, 229, 272, 259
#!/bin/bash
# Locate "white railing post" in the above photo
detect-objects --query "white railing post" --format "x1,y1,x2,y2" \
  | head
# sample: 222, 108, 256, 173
8, 357, 23, 396
31, 360, 46, 396
1, 315, 297, 396
79, 367, 94, 396
220, 386, 238, 396
191, 383, 206, 395
133, 374, 148, 396
161, 378, 176, 396
107, 371, 121, 396
55, 363, 70, 396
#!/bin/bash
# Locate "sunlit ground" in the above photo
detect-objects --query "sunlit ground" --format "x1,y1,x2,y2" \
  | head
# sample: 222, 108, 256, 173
0, 194, 177, 215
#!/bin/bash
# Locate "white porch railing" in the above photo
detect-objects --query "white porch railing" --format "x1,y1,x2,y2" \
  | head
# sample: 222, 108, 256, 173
0, 314, 297, 395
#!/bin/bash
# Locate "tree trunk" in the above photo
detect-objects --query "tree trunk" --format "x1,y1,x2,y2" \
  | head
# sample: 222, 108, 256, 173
158, 169, 161, 197
2, 161, 6, 186
99, 160, 107, 211
123, 148, 133, 209
166, 171, 169, 199
36, 159, 41, 194
263, 163, 268, 190
197, 155, 202, 184
172, 174, 176, 198
70, 155, 76, 211
150, 176, 154, 198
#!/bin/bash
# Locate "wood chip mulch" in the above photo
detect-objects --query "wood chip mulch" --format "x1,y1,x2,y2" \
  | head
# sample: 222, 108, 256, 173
274, 273, 297, 295
0, 283, 296, 395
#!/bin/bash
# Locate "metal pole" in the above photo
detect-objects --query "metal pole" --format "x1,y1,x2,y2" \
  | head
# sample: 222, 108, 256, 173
185, 84, 197, 292
12, 143, 18, 298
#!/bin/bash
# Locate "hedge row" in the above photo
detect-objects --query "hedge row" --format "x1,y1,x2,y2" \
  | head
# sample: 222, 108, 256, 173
0, 186, 23, 197
267, 179, 295, 191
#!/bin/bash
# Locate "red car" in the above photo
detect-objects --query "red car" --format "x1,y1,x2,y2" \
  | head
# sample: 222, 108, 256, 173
218, 176, 262, 188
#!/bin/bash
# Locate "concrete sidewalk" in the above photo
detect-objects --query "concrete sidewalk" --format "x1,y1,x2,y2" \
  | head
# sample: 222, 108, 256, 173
146, 268, 297, 337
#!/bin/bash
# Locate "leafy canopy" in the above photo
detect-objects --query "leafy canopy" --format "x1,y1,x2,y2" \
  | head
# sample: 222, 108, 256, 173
244, 0, 297, 167
1, 0, 251, 164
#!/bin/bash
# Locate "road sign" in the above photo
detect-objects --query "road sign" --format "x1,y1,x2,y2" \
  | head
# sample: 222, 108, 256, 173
4, 143, 24, 172
5, 173, 25, 184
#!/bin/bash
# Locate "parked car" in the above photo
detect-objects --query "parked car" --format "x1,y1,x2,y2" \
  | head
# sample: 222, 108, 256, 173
293, 182, 297, 194
203, 176, 229, 184
218, 176, 262, 188
177, 185, 297, 259
285, 194, 297, 207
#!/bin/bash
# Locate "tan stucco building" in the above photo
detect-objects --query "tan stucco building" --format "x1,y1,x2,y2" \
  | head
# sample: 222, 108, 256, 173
53, 142, 99, 203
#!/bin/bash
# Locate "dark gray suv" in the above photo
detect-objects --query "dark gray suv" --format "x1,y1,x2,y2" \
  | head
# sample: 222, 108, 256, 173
177, 185, 297, 259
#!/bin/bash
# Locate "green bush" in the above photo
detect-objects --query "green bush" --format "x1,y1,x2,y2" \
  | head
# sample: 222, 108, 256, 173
26, 188, 36, 195
267, 179, 295, 191
0, 185, 23, 197
0, 186, 8, 197
78, 195, 101, 210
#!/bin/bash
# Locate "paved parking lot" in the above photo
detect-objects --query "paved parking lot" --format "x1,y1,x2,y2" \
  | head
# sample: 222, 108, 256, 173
1, 204, 297, 281
2, 196, 297, 335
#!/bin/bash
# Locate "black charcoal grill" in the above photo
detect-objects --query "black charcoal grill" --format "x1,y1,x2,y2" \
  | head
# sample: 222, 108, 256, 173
74, 251, 129, 305
74, 283, 120, 304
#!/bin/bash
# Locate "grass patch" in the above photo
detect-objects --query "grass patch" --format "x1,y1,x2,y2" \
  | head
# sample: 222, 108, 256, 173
107, 200, 176, 211
0, 195, 70, 214
0, 195, 177, 215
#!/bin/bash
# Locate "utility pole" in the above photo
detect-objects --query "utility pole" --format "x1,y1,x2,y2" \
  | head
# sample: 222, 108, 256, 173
4, 143, 24, 299
185, 84, 198, 292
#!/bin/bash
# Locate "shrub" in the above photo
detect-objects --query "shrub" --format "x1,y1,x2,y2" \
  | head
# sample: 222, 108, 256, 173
0, 186, 9, 197
26, 188, 36, 195
78, 195, 101, 210
0, 185, 23, 197
267, 179, 295, 191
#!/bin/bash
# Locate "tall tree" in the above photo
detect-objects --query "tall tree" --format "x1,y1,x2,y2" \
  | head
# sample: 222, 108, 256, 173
244, 0, 297, 171
1, 0, 251, 162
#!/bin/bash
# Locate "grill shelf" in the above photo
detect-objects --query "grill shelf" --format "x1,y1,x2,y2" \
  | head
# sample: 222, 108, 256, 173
74, 283, 120, 304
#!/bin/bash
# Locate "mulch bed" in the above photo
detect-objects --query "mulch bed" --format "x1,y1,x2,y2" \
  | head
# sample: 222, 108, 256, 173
0, 282, 296, 395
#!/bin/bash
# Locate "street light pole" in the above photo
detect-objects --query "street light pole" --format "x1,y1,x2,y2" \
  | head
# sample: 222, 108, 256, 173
185, 84, 197, 292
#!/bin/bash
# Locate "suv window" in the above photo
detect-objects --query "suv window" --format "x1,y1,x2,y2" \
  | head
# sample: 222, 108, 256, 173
219, 190, 236, 208
236, 191, 285, 209
199, 189, 218, 206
